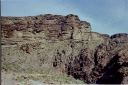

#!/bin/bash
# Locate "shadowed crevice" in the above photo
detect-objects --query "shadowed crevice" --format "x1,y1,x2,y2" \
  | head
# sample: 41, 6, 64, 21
96, 55, 123, 84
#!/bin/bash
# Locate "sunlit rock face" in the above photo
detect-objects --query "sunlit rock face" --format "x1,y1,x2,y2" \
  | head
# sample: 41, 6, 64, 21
1, 14, 91, 41
1, 14, 96, 72
1, 14, 128, 84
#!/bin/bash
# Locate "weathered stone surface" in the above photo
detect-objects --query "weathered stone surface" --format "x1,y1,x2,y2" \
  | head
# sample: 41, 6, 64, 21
66, 48, 94, 83
1, 14, 91, 41
65, 33, 128, 84
90, 36, 128, 84
1, 14, 128, 84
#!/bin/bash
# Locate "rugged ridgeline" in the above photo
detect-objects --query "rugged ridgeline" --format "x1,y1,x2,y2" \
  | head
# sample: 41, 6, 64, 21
1, 14, 128, 84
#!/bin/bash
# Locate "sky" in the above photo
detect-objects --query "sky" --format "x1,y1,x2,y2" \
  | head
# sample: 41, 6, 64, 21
1, 0, 128, 35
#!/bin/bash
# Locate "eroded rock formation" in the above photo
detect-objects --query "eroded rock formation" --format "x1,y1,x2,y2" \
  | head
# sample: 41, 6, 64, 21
1, 14, 128, 84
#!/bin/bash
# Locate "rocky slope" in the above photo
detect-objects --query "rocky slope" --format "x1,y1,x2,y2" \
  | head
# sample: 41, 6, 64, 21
1, 14, 128, 84
67, 34, 128, 84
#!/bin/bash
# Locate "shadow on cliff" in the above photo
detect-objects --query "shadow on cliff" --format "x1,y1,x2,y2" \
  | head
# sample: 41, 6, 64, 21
96, 55, 123, 84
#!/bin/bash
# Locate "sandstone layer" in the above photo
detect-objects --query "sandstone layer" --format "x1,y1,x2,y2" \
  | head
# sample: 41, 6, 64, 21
1, 14, 128, 84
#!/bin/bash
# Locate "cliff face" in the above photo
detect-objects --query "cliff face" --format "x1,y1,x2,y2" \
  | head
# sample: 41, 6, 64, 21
1, 14, 128, 84
68, 35, 128, 83
1, 14, 91, 40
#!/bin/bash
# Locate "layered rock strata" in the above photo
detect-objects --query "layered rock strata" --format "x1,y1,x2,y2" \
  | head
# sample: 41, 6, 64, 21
1, 14, 128, 84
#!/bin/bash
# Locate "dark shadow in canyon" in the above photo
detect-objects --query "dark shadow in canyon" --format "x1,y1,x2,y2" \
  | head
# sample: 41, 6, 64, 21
96, 55, 123, 84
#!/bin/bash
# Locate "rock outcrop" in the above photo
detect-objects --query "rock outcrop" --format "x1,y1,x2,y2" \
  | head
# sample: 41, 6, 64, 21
1, 14, 128, 84
66, 33, 128, 84
1, 14, 91, 41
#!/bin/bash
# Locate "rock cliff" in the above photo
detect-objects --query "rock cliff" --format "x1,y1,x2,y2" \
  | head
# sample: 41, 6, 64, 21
1, 14, 128, 84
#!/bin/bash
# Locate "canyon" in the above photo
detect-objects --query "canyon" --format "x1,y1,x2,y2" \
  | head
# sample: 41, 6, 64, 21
1, 14, 128, 84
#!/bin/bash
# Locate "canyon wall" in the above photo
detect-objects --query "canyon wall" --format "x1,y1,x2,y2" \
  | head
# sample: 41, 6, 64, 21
1, 14, 128, 84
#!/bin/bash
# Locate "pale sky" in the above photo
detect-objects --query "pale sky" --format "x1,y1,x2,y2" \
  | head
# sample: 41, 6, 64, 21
1, 0, 128, 35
